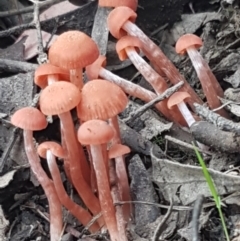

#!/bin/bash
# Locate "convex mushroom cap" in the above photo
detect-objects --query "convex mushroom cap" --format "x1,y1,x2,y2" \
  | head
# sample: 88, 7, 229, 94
107, 6, 137, 39
38, 141, 65, 159
78, 79, 128, 121
167, 92, 191, 109
40, 81, 81, 115
77, 120, 114, 145
108, 144, 130, 159
175, 34, 203, 55
11, 107, 47, 130
99, 0, 138, 11
49, 31, 99, 69
116, 35, 142, 61
34, 63, 70, 89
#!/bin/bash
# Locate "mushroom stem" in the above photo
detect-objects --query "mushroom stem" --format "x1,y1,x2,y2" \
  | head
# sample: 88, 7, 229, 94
186, 47, 229, 118
177, 102, 196, 127
46, 150, 100, 233
23, 130, 62, 241
109, 117, 132, 222
90, 144, 119, 241
47, 74, 59, 85
109, 159, 128, 241
70, 69, 83, 90
122, 20, 202, 108
59, 112, 104, 227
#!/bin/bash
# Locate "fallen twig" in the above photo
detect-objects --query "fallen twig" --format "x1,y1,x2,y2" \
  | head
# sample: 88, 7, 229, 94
152, 197, 173, 241
124, 81, 184, 124
0, 58, 38, 72
194, 103, 240, 135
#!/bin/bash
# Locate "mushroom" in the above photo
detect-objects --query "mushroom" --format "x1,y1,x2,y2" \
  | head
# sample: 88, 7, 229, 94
167, 92, 208, 149
48, 31, 99, 90
116, 35, 186, 126
37, 141, 100, 233
108, 144, 130, 241
107, 6, 202, 108
167, 92, 196, 127
175, 33, 229, 118
77, 119, 119, 241
39, 81, 104, 227
11, 107, 63, 241
34, 63, 70, 88
98, 0, 138, 11
86, 56, 186, 125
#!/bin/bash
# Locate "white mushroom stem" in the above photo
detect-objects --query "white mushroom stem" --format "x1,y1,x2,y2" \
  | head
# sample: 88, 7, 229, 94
176, 102, 208, 150
47, 74, 59, 85
90, 144, 119, 241
177, 101, 195, 127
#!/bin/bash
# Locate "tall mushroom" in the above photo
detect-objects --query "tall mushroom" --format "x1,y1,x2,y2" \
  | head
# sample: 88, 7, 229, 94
175, 33, 229, 118
77, 120, 119, 241
37, 141, 100, 233
11, 107, 63, 241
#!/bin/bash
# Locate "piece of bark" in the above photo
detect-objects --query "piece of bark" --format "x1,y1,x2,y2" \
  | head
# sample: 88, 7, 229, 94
128, 154, 160, 228
190, 121, 240, 153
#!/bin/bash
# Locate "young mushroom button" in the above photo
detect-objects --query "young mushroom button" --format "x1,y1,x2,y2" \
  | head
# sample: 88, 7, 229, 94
77, 120, 119, 241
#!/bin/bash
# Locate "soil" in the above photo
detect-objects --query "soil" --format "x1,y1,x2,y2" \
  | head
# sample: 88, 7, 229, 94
1, 0, 240, 240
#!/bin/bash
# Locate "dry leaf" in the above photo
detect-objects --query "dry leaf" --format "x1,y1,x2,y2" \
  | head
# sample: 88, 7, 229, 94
0, 170, 16, 189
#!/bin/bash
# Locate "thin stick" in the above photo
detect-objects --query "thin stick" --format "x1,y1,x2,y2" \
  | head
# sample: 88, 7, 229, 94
152, 197, 173, 241
192, 195, 204, 241
164, 135, 213, 155
125, 81, 184, 124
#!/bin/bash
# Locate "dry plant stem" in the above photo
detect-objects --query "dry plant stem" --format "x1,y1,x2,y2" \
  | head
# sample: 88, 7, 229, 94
46, 150, 100, 233
59, 112, 104, 227
70, 69, 83, 90
90, 144, 119, 241
109, 117, 131, 222
122, 21, 202, 108
23, 130, 62, 241
187, 47, 229, 118
99, 67, 179, 121
125, 47, 186, 125
109, 159, 128, 241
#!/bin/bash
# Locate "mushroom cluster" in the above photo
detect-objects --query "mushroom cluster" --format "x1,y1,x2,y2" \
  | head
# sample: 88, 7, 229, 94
10, 1, 228, 241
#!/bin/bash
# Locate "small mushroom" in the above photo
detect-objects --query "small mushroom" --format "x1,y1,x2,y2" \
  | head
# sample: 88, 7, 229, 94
77, 120, 119, 241
175, 34, 229, 118
11, 107, 63, 241
38, 141, 100, 233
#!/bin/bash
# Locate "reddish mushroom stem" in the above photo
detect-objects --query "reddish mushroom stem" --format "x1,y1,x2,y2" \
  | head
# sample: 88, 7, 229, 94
184, 47, 228, 118
46, 150, 100, 233
109, 117, 132, 222
24, 130, 63, 241
70, 69, 83, 90
59, 112, 104, 227
107, 7, 203, 109
109, 158, 128, 241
